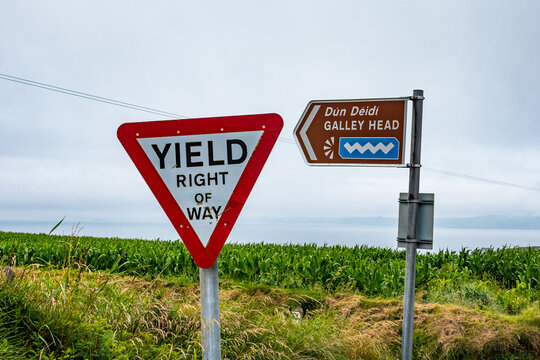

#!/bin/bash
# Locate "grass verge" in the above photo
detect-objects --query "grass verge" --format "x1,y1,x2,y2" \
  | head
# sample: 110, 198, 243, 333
0, 266, 537, 359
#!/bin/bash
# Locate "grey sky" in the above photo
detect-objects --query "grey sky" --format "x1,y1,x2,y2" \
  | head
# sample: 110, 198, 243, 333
1, 1, 540, 239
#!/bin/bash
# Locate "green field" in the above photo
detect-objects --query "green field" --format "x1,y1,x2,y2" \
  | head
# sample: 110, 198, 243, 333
0, 231, 538, 359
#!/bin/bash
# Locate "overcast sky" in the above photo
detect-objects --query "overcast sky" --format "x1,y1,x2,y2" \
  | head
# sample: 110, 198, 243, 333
1, 1, 540, 241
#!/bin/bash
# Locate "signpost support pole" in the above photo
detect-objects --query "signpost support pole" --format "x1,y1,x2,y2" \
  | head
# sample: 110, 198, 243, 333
401, 89, 424, 360
200, 262, 221, 360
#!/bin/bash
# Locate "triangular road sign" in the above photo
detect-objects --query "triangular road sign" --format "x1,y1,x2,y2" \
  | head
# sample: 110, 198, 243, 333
118, 114, 283, 268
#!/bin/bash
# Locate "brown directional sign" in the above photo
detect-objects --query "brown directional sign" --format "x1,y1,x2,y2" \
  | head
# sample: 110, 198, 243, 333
294, 98, 408, 166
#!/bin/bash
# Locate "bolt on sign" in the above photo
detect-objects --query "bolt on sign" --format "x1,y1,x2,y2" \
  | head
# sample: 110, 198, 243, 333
118, 114, 283, 268
294, 98, 408, 166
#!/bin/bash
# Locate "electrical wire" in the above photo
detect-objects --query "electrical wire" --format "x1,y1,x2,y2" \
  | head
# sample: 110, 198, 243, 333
1, 72, 539, 192
0, 72, 298, 144
423, 167, 540, 192
0, 73, 187, 118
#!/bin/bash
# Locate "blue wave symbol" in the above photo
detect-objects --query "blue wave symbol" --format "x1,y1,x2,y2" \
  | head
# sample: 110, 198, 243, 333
339, 137, 400, 160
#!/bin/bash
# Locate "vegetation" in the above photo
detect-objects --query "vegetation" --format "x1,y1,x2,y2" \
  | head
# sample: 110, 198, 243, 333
0, 231, 537, 297
0, 231, 537, 359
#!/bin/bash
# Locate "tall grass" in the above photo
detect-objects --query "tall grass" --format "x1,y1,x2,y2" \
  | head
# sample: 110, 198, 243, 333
1, 267, 537, 360
0, 266, 203, 359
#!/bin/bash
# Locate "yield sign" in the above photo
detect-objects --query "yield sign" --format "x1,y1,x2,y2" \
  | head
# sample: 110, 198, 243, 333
118, 114, 283, 268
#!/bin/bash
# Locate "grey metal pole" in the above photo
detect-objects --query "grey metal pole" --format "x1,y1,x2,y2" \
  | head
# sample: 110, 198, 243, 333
200, 261, 221, 360
401, 89, 424, 360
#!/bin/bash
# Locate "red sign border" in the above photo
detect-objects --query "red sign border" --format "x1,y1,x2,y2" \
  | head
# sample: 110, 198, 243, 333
118, 113, 283, 268
294, 98, 409, 167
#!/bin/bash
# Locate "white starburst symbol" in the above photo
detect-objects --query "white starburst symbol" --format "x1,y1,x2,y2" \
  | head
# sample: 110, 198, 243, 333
323, 137, 335, 159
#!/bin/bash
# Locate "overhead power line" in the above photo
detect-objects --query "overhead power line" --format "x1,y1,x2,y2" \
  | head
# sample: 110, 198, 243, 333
0, 73, 187, 119
1, 72, 539, 192
423, 167, 540, 192
0, 72, 298, 144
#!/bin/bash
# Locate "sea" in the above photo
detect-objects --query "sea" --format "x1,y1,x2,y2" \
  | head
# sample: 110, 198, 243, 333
2, 219, 539, 252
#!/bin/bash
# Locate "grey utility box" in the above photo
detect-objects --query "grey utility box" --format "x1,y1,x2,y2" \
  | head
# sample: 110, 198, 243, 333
397, 192, 434, 250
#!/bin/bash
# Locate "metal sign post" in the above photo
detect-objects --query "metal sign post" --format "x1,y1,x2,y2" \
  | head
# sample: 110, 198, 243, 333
401, 89, 424, 360
200, 262, 221, 360
293, 91, 430, 360
118, 114, 283, 360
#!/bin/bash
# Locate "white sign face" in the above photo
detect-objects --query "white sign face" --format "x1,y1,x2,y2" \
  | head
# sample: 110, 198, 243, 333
138, 130, 263, 246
